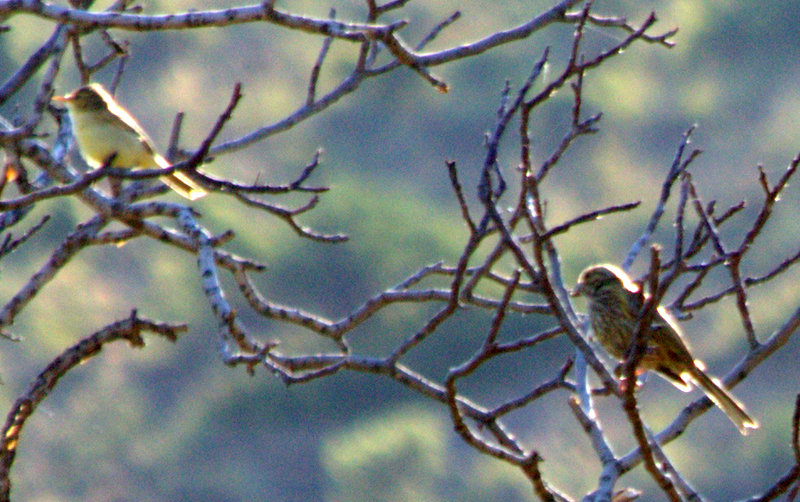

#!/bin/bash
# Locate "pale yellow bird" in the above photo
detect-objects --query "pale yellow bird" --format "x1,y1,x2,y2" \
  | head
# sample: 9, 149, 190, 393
53, 83, 206, 200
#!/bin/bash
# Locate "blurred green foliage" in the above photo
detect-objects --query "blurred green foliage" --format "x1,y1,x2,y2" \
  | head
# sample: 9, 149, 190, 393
2, 1, 800, 500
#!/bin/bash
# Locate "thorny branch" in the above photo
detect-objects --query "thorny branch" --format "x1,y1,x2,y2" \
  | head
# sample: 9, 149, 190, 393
1, 1, 798, 501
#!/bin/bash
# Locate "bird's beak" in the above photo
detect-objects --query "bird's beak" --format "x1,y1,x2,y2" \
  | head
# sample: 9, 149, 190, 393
570, 283, 583, 297
52, 91, 74, 102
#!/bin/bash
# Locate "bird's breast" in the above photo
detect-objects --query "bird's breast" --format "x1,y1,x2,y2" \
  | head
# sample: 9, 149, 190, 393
70, 112, 154, 168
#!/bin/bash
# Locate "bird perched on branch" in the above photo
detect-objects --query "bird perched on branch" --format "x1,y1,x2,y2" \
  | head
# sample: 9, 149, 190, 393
572, 264, 758, 435
53, 83, 207, 200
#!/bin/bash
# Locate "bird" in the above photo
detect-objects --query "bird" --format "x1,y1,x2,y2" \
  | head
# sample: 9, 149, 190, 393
53, 83, 207, 200
572, 264, 759, 435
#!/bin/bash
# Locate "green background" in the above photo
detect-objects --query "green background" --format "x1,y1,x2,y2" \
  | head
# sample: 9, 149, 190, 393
1, 1, 799, 500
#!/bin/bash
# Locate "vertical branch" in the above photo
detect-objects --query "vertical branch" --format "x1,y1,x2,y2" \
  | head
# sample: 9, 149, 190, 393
307, 8, 336, 105
176, 208, 263, 358
619, 247, 682, 501
623, 126, 701, 271
793, 394, 800, 467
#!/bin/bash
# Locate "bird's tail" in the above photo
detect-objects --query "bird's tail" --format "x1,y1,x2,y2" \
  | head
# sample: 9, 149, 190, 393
689, 365, 759, 435
155, 154, 207, 200
162, 172, 207, 200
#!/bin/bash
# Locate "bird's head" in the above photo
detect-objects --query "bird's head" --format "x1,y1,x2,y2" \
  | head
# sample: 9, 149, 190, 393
572, 264, 637, 300
53, 83, 110, 113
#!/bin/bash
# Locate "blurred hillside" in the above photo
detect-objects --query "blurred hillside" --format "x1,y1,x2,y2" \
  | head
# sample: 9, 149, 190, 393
1, 1, 800, 500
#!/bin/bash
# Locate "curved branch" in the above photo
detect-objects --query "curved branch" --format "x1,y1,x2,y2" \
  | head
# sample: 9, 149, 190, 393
0, 312, 185, 500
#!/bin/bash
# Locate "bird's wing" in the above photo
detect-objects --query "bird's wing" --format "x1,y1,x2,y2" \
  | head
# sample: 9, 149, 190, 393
105, 99, 160, 157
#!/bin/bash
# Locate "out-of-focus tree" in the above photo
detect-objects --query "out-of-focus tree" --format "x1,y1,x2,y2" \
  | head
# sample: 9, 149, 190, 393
0, 1, 799, 501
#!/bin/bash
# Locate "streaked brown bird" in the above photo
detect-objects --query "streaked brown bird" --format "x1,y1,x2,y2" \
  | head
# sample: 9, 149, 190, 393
573, 264, 758, 435
53, 83, 207, 200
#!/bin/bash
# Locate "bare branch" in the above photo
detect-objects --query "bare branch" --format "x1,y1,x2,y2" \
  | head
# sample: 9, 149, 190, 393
623, 126, 700, 271
1, 2, 407, 40
0, 311, 185, 499
0, 1, 794, 499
